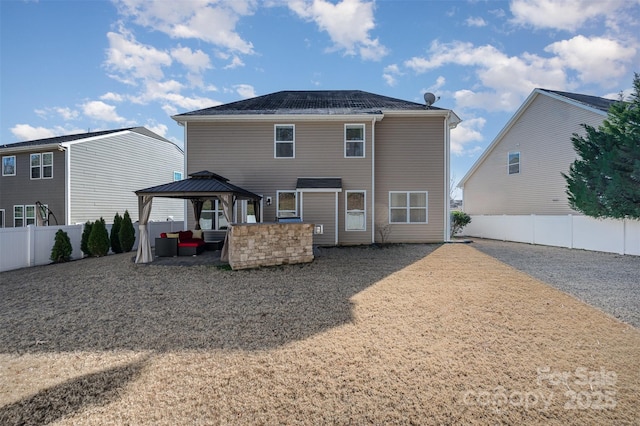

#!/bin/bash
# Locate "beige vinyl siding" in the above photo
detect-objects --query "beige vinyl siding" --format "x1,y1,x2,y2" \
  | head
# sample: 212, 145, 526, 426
301, 192, 336, 246
0, 150, 66, 226
374, 116, 446, 243
463, 94, 607, 215
186, 120, 373, 244
68, 132, 184, 224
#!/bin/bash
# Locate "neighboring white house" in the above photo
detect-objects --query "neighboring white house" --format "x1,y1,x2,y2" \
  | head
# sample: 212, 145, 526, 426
457, 89, 639, 255
0, 127, 185, 227
459, 88, 616, 215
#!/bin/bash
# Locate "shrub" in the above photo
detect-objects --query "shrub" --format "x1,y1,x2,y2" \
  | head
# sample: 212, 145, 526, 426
50, 229, 72, 263
81, 221, 93, 257
451, 211, 471, 238
88, 217, 110, 257
119, 210, 136, 252
110, 212, 123, 254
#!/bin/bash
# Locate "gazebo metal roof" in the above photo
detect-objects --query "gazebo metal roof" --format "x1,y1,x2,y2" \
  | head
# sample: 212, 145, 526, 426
135, 170, 261, 201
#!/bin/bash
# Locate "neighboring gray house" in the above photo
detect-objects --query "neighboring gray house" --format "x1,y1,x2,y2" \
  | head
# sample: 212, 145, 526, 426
458, 89, 616, 215
172, 90, 460, 245
0, 127, 184, 227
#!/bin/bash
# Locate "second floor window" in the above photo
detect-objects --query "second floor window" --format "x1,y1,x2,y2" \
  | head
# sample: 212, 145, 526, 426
2, 156, 16, 176
508, 152, 520, 175
275, 125, 294, 158
345, 124, 365, 157
30, 152, 53, 179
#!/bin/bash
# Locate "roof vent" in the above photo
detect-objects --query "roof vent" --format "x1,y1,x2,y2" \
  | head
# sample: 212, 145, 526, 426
423, 92, 439, 107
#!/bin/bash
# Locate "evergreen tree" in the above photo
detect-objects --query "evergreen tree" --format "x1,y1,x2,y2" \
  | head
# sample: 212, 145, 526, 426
50, 229, 73, 263
563, 73, 640, 220
88, 217, 110, 257
119, 209, 136, 252
81, 221, 93, 257
110, 212, 123, 253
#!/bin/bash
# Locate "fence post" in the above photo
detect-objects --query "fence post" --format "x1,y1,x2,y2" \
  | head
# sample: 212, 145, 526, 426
568, 214, 573, 249
27, 224, 36, 267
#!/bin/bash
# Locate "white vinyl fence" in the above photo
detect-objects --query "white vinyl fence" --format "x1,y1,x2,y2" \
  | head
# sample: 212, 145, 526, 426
0, 221, 185, 272
461, 215, 640, 256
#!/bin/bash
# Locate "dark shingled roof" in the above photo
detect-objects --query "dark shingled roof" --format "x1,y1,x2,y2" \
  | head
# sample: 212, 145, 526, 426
1, 128, 134, 149
174, 90, 442, 117
0, 127, 176, 150
135, 170, 261, 200
540, 89, 619, 113
296, 178, 342, 189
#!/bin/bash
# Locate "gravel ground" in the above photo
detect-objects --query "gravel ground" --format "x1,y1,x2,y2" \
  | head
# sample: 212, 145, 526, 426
468, 239, 640, 328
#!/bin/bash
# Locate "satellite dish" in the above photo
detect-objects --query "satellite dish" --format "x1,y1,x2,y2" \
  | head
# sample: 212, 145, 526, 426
424, 92, 438, 107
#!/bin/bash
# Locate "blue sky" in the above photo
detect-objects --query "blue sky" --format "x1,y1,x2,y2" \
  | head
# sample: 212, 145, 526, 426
1, 0, 639, 196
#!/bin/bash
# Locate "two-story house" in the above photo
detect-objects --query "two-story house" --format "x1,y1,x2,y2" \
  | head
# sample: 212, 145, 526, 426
0, 127, 184, 227
172, 90, 460, 245
458, 89, 616, 215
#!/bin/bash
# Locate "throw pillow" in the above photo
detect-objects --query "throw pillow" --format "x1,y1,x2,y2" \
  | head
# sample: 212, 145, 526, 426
192, 229, 203, 240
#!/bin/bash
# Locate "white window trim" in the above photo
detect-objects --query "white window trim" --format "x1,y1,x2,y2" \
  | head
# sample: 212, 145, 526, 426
274, 124, 295, 159
344, 123, 365, 158
508, 151, 520, 175
30, 153, 41, 180
0, 209, 5, 227
42, 152, 53, 179
388, 191, 429, 224
14, 205, 24, 227
345, 190, 366, 231
173, 171, 183, 181
2, 155, 16, 176
276, 190, 298, 217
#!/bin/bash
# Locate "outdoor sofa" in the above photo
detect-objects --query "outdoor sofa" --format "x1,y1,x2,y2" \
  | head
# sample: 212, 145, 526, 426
156, 230, 206, 257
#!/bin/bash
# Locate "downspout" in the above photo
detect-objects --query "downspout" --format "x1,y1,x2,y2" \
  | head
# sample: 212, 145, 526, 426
371, 117, 376, 244
183, 122, 189, 228
444, 114, 451, 242
60, 143, 71, 225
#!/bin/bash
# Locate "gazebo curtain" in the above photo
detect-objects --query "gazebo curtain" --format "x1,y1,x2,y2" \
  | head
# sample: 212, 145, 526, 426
135, 195, 154, 263
219, 194, 234, 262
191, 199, 204, 230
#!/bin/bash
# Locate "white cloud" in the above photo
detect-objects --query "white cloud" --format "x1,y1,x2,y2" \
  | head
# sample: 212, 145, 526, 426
287, 0, 388, 61
509, 0, 636, 31
382, 64, 401, 86
113, 0, 255, 54
144, 122, 168, 138
105, 28, 172, 84
450, 117, 486, 156
82, 101, 126, 123
100, 92, 124, 102
10, 124, 85, 142
34, 107, 80, 121
465, 17, 487, 27
234, 84, 256, 98
10, 124, 56, 141
223, 55, 245, 69
405, 41, 568, 110
170, 46, 212, 74
545, 35, 637, 86
425, 76, 446, 93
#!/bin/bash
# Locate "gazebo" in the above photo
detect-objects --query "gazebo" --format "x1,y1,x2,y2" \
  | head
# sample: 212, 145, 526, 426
134, 171, 262, 264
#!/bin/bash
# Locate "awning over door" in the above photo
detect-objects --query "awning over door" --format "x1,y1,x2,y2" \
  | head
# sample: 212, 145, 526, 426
296, 178, 342, 192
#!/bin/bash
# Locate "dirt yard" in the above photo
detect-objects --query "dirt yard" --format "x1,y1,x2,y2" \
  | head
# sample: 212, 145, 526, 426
1, 243, 638, 425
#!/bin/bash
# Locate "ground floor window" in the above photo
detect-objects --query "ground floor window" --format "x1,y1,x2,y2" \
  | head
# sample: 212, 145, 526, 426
389, 191, 428, 224
13, 204, 38, 227
0, 209, 4, 227
199, 199, 229, 230
346, 190, 366, 231
277, 191, 298, 217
